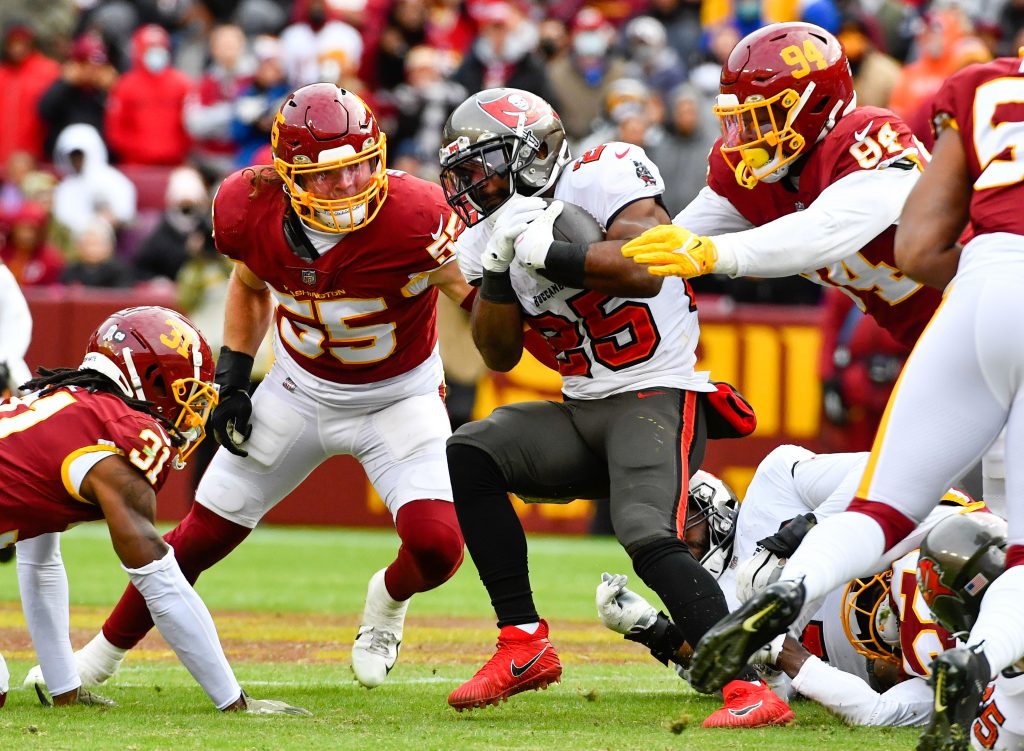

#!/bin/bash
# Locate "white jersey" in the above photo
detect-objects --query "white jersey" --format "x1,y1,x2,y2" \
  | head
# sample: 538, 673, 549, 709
455, 142, 714, 400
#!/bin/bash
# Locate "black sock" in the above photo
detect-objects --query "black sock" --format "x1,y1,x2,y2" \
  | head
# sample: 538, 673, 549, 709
447, 443, 538, 627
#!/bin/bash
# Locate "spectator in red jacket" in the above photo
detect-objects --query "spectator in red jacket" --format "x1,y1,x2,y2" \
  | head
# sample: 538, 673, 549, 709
0, 22, 60, 164
105, 25, 192, 166
0, 202, 65, 287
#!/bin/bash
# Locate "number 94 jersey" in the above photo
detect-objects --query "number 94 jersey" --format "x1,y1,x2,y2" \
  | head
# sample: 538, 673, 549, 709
456, 142, 714, 400
0, 387, 176, 545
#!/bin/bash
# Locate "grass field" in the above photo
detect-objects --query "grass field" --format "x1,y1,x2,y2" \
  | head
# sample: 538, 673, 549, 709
0, 523, 922, 750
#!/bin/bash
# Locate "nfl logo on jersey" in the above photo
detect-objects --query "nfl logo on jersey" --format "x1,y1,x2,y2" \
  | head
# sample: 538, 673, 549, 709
301, 269, 317, 286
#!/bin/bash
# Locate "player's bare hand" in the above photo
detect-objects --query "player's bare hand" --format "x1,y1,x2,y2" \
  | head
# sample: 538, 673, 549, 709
621, 226, 718, 278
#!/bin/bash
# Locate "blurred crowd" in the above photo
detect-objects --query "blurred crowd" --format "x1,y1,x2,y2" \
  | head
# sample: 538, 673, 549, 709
0, 0, 1016, 446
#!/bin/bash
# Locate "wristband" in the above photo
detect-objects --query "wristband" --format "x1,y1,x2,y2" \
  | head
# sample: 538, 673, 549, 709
538, 241, 588, 288
480, 269, 518, 304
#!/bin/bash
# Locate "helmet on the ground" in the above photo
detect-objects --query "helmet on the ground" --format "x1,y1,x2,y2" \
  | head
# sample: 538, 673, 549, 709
686, 470, 739, 579
82, 306, 218, 463
272, 83, 388, 233
917, 512, 1007, 637
843, 572, 902, 667
714, 22, 855, 188
438, 88, 570, 226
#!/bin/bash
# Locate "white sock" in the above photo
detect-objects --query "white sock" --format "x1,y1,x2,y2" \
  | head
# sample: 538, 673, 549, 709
512, 622, 540, 635
782, 512, 887, 601
968, 566, 1024, 675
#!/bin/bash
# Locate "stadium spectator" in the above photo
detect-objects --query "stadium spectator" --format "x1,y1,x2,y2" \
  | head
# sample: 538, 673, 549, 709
646, 0, 704, 70
230, 35, 290, 168
651, 82, 719, 214
452, 0, 558, 106
371, 0, 428, 92
37, 31, 117, 160
621, 16, 688, 98
836, 18, 901, 109
105, 24, 192, 166
546, 7, 628, 145
280, 0, 364, 87
537, 16, 570, 62
19, 169, 73, 258
887, 10, 968, 124
688, 23, 741, 97
134, 166, 210, 283
0, 202, 64, 287
0, 150, 35, 219
52, 123, 136, 237
0, 21, 60, 165
184, 23, 253, 178
61, 216, 134, 288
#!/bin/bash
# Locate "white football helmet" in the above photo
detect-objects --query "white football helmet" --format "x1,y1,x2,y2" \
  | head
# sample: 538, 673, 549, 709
686, 470, 739, 579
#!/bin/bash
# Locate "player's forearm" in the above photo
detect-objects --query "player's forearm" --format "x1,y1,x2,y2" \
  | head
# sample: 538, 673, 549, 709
574, 240, 662, 297
471, 300, 524, 372
223, 272, 272, 356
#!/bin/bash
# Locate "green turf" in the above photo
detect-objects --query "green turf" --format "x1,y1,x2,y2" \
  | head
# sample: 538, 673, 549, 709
0, 523, 922, 750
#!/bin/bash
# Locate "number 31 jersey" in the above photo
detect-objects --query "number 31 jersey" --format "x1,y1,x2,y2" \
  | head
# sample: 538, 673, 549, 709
456, 142, 714, 400
0, 387, 176, 545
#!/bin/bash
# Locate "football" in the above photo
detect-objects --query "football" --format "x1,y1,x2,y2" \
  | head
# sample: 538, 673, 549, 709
545, 198, 605, 245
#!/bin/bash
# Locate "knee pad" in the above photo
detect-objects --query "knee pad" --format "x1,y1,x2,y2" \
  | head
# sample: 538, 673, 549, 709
395, 499, 464, 584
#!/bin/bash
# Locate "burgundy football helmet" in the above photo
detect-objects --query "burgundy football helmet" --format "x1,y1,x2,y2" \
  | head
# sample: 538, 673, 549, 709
714, 22, 855, 188
271, 83, 388, 233
81, 306, 218, 463
438, 88, 571, 226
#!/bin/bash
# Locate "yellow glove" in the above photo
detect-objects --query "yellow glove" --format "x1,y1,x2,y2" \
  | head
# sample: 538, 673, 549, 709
621, 225, 718, 278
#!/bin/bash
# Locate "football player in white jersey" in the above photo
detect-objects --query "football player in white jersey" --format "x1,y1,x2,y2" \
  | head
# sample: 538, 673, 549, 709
0, 259, 32, 396
437, 87, 792, 727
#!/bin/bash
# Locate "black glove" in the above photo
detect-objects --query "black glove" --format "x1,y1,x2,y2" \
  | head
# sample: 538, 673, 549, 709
757, 513, 817, 558
0, 361, 10, 396
207, 346, 255, 457
624, 611, 687, 667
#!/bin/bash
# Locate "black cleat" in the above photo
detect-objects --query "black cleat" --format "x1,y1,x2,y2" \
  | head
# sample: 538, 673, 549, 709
917, 646, 990, 751
688, 579, 806, 694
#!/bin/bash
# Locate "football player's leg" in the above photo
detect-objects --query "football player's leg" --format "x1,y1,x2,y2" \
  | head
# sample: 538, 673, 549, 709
352, 392, 462, 687
445, 401, 606, 709
96, 373, 327, 664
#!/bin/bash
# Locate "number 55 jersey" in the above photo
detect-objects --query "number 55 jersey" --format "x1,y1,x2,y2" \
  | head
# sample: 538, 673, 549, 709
0, 388, 176, 545
455, 141, 715, 400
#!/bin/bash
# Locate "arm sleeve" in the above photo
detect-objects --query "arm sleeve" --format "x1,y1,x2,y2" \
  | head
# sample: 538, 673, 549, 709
672, 185, 754, 236
16, 533, 79, 696
710, 167, 918, 277
0, 263, 32, 370
124, 547, 242, 709
791, 655, 933, 726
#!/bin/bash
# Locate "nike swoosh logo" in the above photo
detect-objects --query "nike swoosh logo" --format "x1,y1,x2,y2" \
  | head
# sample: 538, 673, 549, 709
637, 391, 666, 399
853, 120, 874, 142
934, 670, 947, 712
741, 602, 777, 633
615, 148, 630, 159
510, 645, 548, 677
728, 700, 764, 717
430, 216, 445, 241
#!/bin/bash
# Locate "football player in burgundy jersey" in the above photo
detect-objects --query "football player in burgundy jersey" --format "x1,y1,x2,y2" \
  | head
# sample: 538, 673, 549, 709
436, 87, 793, 727
39, 83, 472, 693
1, 306, 306, 714
688, 53, 1024, 751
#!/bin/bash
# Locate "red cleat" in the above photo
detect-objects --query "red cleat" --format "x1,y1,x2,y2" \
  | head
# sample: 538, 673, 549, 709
448, 620, 562, 711
702, 678, 795, 728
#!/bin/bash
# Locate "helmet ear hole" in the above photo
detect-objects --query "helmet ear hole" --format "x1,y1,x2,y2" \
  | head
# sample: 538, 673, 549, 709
809, 96, 832, 114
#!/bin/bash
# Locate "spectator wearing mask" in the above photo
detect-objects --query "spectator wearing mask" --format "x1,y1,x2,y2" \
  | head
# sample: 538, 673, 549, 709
547, 7, 628, 146
134, 166, 210, 282
38, 32, 118, 160
0, 22, 60, 164
52, 123, 136, 238
0, 202, 64, 287
106, 24, 192, 166
280, 0, 363, 87
184, 24, 254, 178
390, 46, 467, 176
651, 82, 719, 214
453, 0, 558, 107
230, 35, 290, 168
621, 16, 688, 98
61, 216, 134, 288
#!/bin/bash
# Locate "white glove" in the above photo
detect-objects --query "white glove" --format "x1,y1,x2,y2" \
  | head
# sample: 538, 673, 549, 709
241, 691, 312, 716
735, 545, 787, 604
748, 633, 786, 667
483, 196, 547, 273
596, 572, 658, 635
515, 199, 563, 270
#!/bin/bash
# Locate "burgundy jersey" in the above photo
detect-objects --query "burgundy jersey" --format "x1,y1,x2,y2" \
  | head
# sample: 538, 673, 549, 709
0, 387, 176, 546
708, 108, 943, 348
931, 58, 1024, 238
212, 168, 459, 384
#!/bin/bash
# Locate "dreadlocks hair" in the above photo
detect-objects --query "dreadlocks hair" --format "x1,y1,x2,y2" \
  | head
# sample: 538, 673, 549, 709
21, 367, 186, 448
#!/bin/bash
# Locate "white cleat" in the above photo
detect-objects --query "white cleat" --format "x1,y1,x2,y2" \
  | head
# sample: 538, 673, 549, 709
351, 568, 409, 688
24, 632, 127, 690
